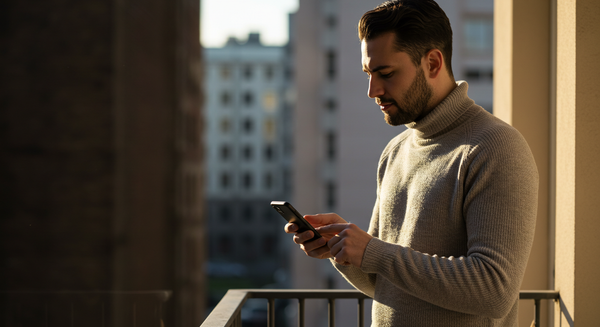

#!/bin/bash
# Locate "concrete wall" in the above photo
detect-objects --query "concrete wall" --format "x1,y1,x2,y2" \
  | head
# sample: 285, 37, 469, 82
555, 0, 600, 325
494, 0, 551, 325
496, 0, 600, 325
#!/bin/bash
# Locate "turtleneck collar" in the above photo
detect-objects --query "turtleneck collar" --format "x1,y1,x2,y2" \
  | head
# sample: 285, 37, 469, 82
405, 81, 475, 139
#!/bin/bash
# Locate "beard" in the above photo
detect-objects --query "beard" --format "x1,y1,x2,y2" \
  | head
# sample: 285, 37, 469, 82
379, 67, 433, 126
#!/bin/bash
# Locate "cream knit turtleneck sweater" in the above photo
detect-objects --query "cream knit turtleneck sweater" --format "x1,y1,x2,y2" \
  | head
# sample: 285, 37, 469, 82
333, 81, 538, 326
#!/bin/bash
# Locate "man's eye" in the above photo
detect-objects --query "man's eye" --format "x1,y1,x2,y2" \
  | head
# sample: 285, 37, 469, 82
381, 72, 393, 78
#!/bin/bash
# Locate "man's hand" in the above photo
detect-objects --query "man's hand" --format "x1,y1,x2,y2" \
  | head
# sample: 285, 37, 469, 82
284, 213, 373, 268
318, 223, 373, 268
284, 213, 347, 260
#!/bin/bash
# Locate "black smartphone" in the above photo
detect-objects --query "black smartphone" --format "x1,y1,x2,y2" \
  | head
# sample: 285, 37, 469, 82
270, 201, 322, 242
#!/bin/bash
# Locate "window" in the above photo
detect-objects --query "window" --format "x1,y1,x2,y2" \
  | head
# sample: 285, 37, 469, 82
265, 65, 274, 80
220, 145, 231, 161
243, 91, 254, 106
242, 205, 254, 221
221, 91, 232, 106
284, 67, 293, 80
243, 65, 253, 80
262, 91, 277, 112
264, 144, 275, 161
326, 131, 336, 161
220, 173, 231, 189
220, 65, 231, 79
464, 17, 493, 54
326, 181, 337, 210
264, 173, 273, 190
326, 50, 336, 80
220, 118, 231, 133
464, 68, 493, 81
243, 118, 254, 134
325, 99, 337, 111
242, 145, 253, 161
263, 118, 275, 140
243, 172, 253, 190
325, 15, 337, 29
465, 69, 481, 80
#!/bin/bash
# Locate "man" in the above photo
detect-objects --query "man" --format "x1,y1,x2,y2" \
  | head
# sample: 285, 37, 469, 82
285, 0, 538, 326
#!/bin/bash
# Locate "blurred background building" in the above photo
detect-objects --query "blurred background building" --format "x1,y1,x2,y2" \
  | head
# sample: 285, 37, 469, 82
203, 33, 294, 315
0, 0, 205, 326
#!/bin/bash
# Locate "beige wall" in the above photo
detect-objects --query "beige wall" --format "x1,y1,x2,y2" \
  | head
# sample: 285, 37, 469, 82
555, 0, 600, 326
497, 0, 600, 326
554, 1, 576, 324
494, 0, 551, 325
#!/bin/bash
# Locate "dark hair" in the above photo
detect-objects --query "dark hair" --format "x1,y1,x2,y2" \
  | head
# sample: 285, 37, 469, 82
358, 0, 454, 77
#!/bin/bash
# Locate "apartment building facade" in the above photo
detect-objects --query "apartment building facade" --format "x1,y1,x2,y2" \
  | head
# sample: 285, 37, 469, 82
203, 34, 293, 291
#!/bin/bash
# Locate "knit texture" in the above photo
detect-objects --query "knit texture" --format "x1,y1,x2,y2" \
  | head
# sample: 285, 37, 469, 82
333, 81, 538, 326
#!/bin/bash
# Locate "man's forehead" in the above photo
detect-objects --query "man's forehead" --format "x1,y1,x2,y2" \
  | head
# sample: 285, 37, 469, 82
361, 32, 397, 50
361, 35, 407, 71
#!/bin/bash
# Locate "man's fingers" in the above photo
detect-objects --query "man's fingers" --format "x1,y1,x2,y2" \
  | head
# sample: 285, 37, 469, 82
308, 247, 331, 259
303, 241, 332, 259
316, 223, 349, 235
284, 223, 298, 234
327, 233, 342, 251
329, 239, 352, 266
333, 255, 351, 266
300, 237, 327, 252
304, 213, 347, 226
293, 230, 317, 244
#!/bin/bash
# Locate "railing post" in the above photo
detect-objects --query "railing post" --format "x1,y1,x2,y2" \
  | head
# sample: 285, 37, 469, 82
298, 298, 305, 327
357, 298, 364, 327
328, 298, 335, 327
533, 299, 541, 327
268, 298, 275, 327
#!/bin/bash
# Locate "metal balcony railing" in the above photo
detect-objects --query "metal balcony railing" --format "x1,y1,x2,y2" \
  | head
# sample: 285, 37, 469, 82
520, 290, 561, 327
201, 289, 560, 327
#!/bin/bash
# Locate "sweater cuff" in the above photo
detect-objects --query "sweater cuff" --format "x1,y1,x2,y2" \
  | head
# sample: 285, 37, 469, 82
361, 237, 399, 274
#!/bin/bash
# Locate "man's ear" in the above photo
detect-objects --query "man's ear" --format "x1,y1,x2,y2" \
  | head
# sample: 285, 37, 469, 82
423, 49, 444, 79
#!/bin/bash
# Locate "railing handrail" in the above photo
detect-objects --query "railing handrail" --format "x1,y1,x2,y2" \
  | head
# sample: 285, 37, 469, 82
519, 290, 560, 300
244, 289, 370, 299
201, 289, 559, 327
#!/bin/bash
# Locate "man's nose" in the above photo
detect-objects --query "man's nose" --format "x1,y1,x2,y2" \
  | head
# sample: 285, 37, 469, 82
367, 77, 383, 99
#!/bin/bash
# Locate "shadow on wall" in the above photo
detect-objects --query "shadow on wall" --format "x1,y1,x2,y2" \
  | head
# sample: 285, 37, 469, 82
558, 298, 574, 327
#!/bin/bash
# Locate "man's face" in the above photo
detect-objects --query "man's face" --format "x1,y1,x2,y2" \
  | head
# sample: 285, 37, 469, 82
361, 32, 433, 126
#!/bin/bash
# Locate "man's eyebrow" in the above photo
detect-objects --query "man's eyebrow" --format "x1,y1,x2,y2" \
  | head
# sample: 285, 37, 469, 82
362, 65, 392, 73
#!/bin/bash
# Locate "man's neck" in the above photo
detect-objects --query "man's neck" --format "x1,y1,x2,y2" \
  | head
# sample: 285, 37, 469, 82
429, 77, 457, 111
